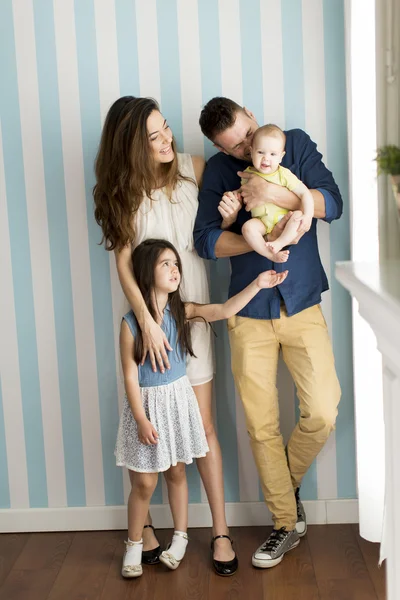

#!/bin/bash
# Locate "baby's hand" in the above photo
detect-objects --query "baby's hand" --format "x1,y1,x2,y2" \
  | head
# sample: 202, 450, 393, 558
298, 214, 313, 234
257, 269, 288, 289
137, 418, 159, 445
218, 191, 242, 225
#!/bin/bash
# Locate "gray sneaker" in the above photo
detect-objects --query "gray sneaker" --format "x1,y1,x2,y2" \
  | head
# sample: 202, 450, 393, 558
295, 488, 307, 537
252, 528, 300, 568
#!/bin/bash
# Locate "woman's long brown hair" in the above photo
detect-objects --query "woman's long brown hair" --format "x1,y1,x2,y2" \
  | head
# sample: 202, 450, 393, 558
131, 239, 195, 363
93, 96, 192, 251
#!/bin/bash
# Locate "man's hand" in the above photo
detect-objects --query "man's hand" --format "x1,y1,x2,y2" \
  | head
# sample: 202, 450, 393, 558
267, 211, 306, 245
266, 212, 294, 242
218, 191, 242, 227
238, 171, 272, 211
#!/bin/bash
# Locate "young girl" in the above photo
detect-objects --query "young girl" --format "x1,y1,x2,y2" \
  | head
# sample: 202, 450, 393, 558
115, 238, 288, 578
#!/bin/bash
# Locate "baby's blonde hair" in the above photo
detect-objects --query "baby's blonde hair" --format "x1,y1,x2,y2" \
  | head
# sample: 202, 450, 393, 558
252, 124, 286, 149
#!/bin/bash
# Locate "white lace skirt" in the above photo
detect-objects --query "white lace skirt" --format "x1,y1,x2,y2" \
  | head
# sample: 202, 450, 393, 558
115, 376, 209, 473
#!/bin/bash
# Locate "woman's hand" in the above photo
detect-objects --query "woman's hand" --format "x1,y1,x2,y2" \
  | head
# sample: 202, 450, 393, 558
141, 318, 172, 373
257, 269, 288, 289
137, 418, 159, 445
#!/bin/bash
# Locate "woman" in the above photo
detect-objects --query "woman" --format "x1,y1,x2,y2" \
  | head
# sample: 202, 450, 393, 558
93, 96, 237, 576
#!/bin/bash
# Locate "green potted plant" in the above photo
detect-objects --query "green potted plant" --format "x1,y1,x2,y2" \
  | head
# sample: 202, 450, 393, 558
376, 144, 400, 212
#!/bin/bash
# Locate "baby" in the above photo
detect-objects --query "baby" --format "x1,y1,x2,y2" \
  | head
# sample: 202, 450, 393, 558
219, 124, 314, 261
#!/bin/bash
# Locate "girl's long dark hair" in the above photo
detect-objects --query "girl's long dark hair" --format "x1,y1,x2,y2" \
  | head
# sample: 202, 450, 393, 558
132, 239, 194, 363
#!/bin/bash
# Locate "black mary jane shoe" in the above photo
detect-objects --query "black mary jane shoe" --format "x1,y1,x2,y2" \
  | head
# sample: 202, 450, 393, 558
142, 524, 162, 565
211, 534, 238, 576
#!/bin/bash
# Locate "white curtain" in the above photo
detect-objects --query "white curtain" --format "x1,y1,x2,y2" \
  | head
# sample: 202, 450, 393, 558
375, 0, 400, 563
376, 0, 400, 260
344, 0, 387, 548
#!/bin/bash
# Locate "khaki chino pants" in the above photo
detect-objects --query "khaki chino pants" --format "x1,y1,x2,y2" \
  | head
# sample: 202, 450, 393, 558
228, 304, 341, 530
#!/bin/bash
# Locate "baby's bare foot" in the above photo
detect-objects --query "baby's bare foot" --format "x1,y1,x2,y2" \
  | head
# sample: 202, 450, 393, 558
271, 248, 289, 263
266, 241, 282, 255
263, 245, 289, 263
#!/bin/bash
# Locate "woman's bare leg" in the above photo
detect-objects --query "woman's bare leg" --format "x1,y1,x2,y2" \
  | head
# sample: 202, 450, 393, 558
195, 381, 235, 562
142, 510, 159, 551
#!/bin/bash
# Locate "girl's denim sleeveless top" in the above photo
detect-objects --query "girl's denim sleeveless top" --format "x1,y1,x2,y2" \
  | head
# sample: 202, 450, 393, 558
123, 307, 187, 387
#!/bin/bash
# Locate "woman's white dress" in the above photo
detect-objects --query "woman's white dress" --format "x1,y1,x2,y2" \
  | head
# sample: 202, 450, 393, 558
133, 153, 214, 386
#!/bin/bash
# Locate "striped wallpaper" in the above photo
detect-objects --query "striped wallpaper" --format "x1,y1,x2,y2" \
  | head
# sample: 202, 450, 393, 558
0, 0, 355, 515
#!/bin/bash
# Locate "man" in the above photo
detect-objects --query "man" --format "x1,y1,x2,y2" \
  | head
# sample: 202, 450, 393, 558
194, 97, 342, 569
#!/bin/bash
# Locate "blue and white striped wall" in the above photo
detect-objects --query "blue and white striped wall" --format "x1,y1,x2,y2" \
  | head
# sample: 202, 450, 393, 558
0, 0, 356, 530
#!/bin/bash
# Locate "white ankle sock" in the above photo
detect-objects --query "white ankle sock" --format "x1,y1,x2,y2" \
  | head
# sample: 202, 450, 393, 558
124, 538, 143, 566
168, 531, 188, 561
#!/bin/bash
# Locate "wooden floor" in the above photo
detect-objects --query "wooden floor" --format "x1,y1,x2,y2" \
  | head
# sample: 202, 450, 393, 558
0, 524, 385, 600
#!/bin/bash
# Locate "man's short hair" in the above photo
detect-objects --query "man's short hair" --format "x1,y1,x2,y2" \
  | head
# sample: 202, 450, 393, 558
199, 97, 244, 142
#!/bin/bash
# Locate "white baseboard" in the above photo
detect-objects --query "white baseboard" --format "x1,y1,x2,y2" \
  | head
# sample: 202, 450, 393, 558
0, 499, 358, 533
